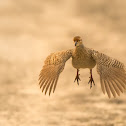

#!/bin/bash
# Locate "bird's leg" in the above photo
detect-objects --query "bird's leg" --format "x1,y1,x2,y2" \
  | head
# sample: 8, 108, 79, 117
88, 69, 95, 89
74, 69, 81, 85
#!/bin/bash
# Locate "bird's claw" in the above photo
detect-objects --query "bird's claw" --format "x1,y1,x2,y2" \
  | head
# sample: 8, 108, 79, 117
88, 76, 95, 89
74, 74, 81, 85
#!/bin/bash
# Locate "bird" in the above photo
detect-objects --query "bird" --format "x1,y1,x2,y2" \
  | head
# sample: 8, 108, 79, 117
38, 36, 126, 98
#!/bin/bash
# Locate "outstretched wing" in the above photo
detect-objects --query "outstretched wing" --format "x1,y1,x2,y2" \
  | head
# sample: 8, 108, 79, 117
92, 50, 126, 98
39, 49, 73, 95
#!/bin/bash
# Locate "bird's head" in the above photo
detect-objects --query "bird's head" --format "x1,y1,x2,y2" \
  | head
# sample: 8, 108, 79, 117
73, 36, 83, 47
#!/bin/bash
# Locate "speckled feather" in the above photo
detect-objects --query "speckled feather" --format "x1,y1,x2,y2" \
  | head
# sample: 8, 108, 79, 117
92, 50, 126, 98
39, 50, 73, 95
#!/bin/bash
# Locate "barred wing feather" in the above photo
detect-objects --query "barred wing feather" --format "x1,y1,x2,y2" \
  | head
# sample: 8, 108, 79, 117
39, 50, 73, 95
92, 51, 126, 98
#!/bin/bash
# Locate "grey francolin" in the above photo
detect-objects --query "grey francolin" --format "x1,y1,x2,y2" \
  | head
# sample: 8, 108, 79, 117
39, 36, 126, 98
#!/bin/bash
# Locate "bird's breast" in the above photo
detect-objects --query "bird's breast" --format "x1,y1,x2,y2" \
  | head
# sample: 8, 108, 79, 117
72, 51, 96, 69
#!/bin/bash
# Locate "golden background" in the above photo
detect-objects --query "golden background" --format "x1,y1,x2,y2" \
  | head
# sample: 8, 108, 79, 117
0, 0, 126, 126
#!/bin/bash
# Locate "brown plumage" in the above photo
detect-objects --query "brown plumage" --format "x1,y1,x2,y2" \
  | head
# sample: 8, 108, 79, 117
39, 36, 126, 98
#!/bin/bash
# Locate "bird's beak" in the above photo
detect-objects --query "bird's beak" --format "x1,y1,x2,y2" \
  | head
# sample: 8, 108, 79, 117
75, 41, 77, 46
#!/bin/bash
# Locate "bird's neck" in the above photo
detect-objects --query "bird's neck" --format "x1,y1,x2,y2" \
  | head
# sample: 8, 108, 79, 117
75, 44, 84, 52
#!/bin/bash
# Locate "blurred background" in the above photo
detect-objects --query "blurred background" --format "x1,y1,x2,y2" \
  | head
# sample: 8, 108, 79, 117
0, 0, 126, 126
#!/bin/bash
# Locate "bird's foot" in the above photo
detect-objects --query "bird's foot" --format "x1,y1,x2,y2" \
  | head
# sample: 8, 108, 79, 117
74, 69, 81, 85
74, 74, 81, 85
88, 75, 95, 89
